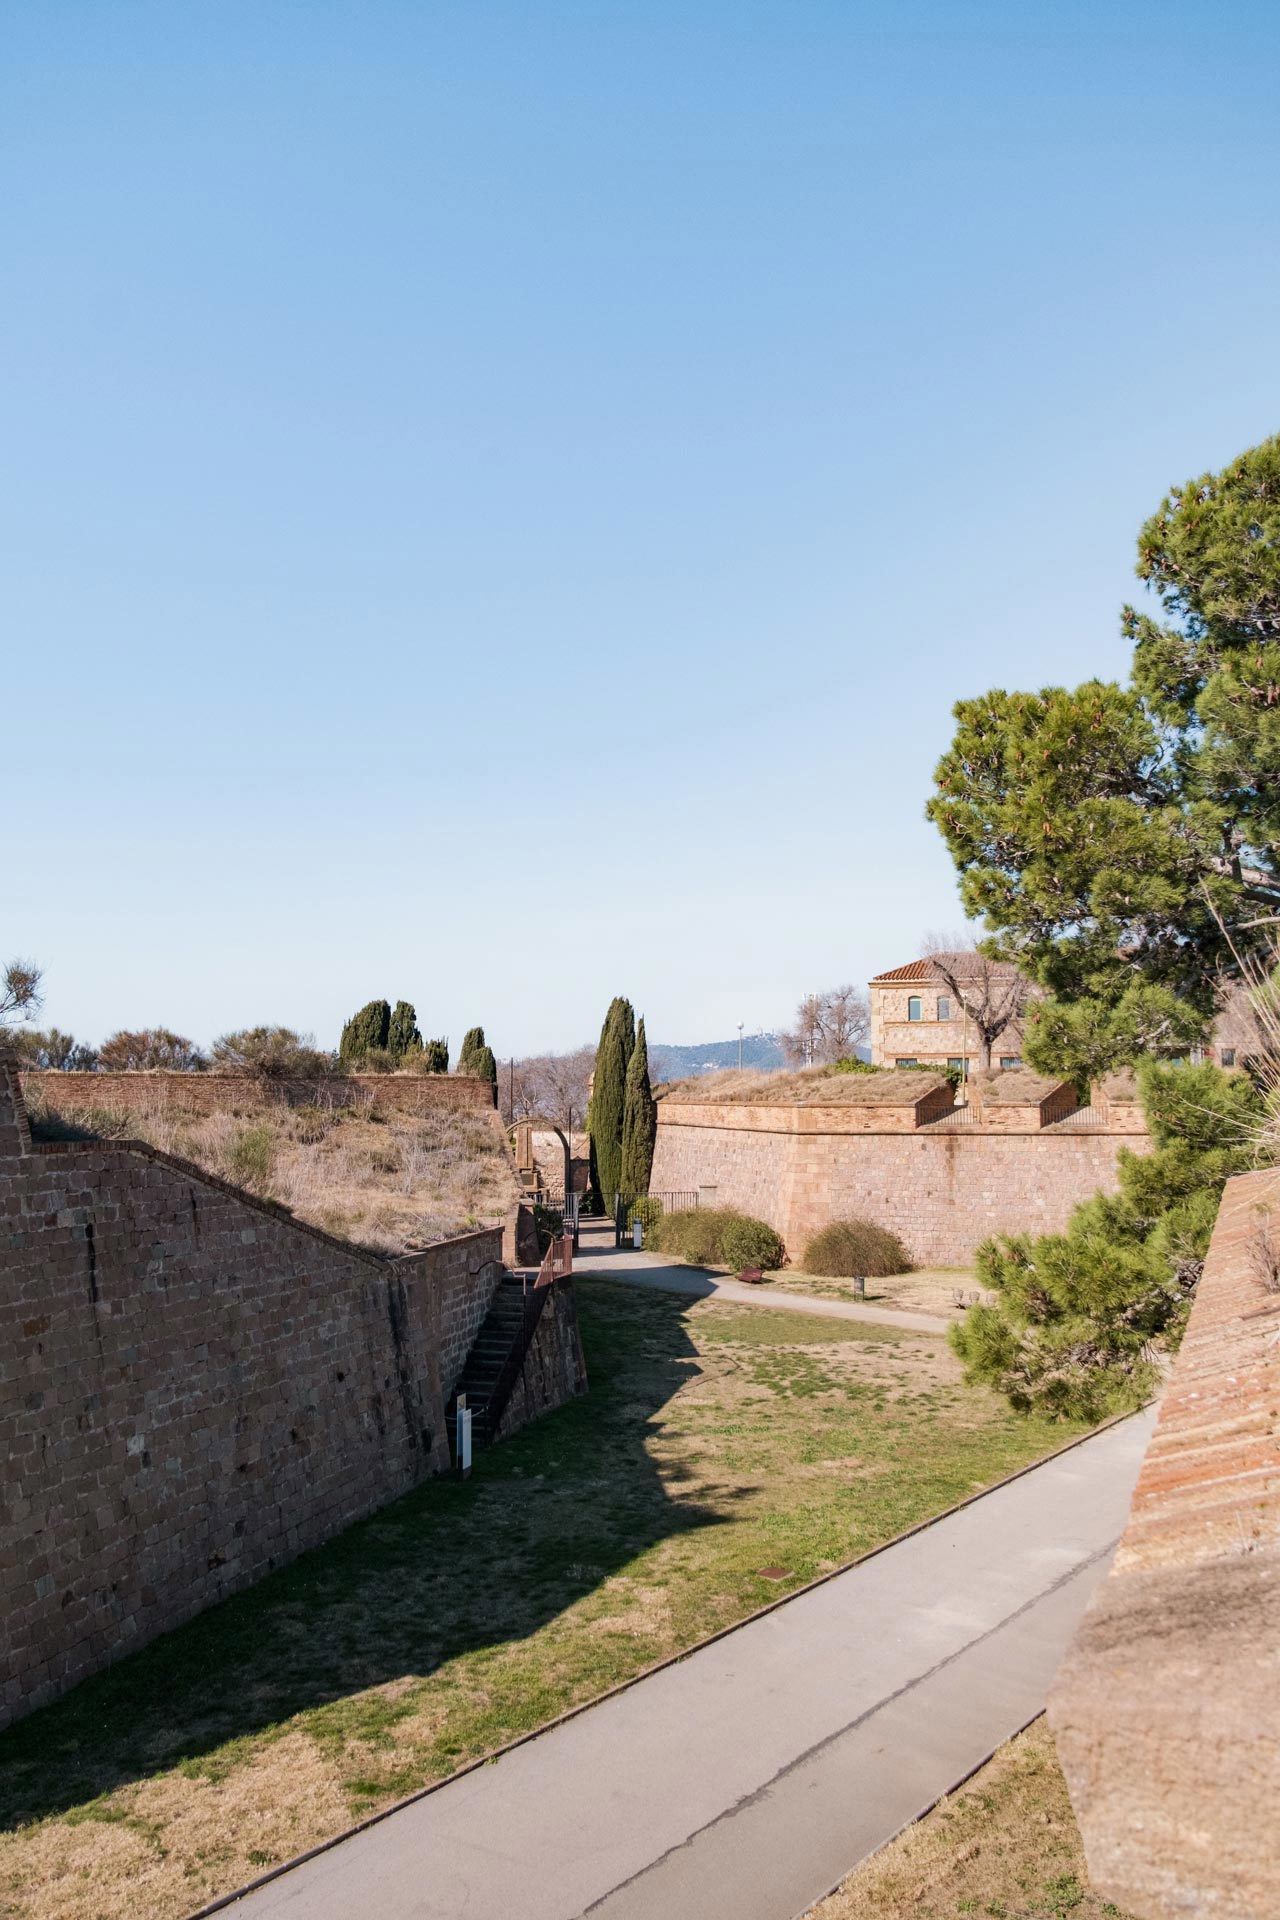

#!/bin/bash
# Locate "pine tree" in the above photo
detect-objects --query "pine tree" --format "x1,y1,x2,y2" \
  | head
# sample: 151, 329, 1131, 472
927, 432, 1280, 1079
338, 999, 390, 1067
951, 1062, 1264, 1419
422, 1038, 449, 1073
589, 997, 634, 1209
387, 1001, 423, 1060
620, 1016, 656, 1199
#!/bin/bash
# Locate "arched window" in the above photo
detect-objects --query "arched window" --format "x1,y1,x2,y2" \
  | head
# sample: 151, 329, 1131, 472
937, 996, 952, 1021
907, 996, 922, 1022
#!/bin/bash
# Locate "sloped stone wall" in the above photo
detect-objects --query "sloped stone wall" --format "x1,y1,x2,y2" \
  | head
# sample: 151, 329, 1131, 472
0, 1061, 502, 1730
1049, 1167, 1280, 1920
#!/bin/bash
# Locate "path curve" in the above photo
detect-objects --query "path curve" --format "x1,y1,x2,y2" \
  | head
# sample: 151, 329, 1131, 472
573, 1223, 953, 1334
218, 1409, 1152, 1920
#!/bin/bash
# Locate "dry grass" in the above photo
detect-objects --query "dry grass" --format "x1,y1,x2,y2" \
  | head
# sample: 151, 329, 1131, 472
24, 1087, 518, 1254
808, 1716, 1135, 1920
761, 1266, 988, 1320
0, 1284, 1083, 1920
657, 1067, 952, 1107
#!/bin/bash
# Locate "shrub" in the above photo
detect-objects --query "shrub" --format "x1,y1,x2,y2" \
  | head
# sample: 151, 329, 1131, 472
98, 1028, 206, 1071
211, 1027, 334, 1078
720, 1213, 785, 1272
649, 1206, 784, 1271
803, 1218, 913, 1277
226, 1123, 276, 1193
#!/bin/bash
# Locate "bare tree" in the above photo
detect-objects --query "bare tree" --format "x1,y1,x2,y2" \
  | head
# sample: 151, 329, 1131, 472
782, 985, 870, 1067
501, 1045, 595, 1132
921, 931, 1030, 1071
0, 958, 42, 1031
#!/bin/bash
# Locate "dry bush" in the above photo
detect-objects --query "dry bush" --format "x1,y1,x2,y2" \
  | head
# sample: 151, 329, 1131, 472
803, 1218, 913, 1278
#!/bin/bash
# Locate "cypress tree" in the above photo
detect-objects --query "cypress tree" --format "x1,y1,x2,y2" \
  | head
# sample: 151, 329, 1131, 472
473, 1042, 498, 1102
457, 1026, 485, 1075
422, 1038, 449, 1073
590, 996, 634, 1209
388, 1000, 423, 1060
620, 1015, 656, 1199
339, 998, 390, 1067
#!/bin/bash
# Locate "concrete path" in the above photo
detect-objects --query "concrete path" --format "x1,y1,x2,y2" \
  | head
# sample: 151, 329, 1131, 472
572, 1222, 953, 1334
224, 1409, 1153, 1920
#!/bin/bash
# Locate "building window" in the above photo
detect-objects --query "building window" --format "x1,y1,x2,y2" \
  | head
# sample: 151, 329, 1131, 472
947, 1057, 965, 1071
896, 1058, 918, 1068
907, 996, 922, 1022
937, 996, 952, 1021
999, 1056, 1022, 1069
1221, 1048, 1236, 1067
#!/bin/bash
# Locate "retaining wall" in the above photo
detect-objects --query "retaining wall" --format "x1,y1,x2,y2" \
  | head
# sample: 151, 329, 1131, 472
20, 1068, 497, 1123
651, 1102, 1148, 1265
495, 1280, 590, 1443
1049, 1166, 1280, 1920
0, 1059, 502, 1729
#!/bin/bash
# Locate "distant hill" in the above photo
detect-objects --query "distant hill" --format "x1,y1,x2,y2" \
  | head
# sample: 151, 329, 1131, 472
649, 1033, 787, 1082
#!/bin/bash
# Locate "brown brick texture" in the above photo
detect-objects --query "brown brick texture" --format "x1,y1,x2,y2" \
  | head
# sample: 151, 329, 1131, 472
650, 1102, 1148, 1265
1049, 1168, 1280, 1920
0, 1064, 502, 1729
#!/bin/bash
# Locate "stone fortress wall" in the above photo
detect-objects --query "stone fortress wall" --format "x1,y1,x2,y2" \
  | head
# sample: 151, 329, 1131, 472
1050, 1164, 1280, 1920
650, 1069, 1149, 1266
20, 1067, 498, 1124
0, 1059, 514, 1730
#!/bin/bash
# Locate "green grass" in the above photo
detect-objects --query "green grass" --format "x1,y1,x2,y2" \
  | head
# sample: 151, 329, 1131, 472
0, 1279, 1085, 1920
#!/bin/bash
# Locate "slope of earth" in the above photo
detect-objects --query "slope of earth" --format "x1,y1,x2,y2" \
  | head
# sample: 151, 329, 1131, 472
25, 1088, 517, 1252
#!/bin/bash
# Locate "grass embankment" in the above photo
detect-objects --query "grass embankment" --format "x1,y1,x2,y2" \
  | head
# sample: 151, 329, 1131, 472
0, 1280, 1082, 1920
25, 1090, 516, 1253
812, 1716, 1135, 1920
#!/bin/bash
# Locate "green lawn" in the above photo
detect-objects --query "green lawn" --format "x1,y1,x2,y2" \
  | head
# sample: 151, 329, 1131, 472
0, 1278, 1083, 1920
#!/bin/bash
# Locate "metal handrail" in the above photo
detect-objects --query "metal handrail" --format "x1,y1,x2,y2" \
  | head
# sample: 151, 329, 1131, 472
485, 1235, 574, 1440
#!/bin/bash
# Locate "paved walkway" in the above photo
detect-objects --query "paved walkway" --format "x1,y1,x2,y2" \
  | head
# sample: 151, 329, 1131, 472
223, 1410, 1153, 1920
571, 1223, 953, 1334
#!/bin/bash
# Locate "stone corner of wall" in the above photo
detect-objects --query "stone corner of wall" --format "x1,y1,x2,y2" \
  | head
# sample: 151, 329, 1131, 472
1048, 1164, 1280, 1920
0, 1051, 32, 1157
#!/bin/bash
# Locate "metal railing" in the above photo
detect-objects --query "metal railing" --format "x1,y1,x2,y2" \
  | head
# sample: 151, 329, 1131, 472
484, 1234, 575, 1443
613, 1191, 699, 1245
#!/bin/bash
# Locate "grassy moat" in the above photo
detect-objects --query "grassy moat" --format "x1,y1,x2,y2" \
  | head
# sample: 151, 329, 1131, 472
0, 1279, 1083, 1920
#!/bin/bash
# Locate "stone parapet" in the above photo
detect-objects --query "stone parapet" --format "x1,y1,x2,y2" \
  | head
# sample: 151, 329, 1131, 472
1049, 1166, 1280, 1920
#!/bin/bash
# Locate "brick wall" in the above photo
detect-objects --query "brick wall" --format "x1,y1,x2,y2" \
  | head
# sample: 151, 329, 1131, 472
0, 1062, 502, 1730
651, 1103, 1147, 1265
1049, 1167, 1280, 1920
495, 1280, 589, 1442
20, 1068, 497, 1124
431, 1235, 505, 1397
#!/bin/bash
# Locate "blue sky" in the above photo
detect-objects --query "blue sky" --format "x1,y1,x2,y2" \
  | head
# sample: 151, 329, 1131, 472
6, 1, 1279, 1056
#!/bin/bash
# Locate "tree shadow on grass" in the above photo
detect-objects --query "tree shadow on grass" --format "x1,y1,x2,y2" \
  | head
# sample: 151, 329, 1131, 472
0, 1278, 747, 1830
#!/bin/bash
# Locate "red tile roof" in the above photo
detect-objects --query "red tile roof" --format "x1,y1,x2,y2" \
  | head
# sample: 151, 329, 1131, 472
869, 952, 1024, 985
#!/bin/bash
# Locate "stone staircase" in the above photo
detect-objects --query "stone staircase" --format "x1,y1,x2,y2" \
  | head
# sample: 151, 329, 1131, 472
445, 1272, 538, 1454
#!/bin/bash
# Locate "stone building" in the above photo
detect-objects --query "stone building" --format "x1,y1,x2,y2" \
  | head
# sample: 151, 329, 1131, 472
868, 953, 1028, 1071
